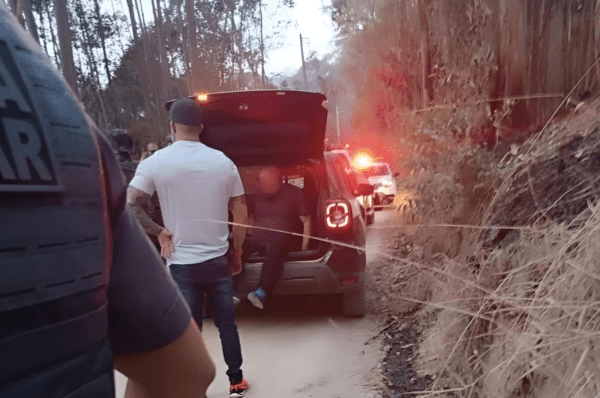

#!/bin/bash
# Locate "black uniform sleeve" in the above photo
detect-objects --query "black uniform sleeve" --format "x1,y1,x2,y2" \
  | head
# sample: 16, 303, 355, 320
95, 131, 191, 355
108, 207, 191, 355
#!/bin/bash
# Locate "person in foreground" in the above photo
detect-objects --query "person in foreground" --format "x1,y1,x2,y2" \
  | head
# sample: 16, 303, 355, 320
128, 98, 250, 397
0, 5, 215, 398
246, 167, 311, 309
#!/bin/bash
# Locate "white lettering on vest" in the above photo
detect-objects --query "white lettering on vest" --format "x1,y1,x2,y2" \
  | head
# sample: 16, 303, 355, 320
3, 118, 51, 181
0, 57, 32, 113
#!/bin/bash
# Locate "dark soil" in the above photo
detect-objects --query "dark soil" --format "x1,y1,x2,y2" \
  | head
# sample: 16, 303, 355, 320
366, 222, 436, 397
483, 118, 600, 247
379, 317, 433, 397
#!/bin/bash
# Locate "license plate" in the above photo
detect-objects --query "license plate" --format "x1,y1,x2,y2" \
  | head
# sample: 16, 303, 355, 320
0, 40, 61, 192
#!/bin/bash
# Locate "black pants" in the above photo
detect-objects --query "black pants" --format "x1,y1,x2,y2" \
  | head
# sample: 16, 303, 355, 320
243, 235, 291, 296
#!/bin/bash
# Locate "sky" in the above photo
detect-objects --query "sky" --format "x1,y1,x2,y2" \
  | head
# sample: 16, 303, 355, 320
127, 0, 338, 77
262, 0, 338, 77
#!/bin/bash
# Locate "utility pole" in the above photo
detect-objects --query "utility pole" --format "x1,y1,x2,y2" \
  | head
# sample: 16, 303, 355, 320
300, 33, 308, 89
336, 105, 342, 145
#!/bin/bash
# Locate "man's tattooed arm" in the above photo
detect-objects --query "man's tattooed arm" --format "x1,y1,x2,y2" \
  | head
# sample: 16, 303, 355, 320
127, 186, 164, 236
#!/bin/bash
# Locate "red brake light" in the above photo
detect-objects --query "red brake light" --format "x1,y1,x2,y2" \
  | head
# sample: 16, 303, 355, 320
325, 200, 352, 233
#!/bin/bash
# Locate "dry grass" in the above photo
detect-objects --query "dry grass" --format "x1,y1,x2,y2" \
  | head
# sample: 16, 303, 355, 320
377, 105, 600, 397
418, 204, 600, 398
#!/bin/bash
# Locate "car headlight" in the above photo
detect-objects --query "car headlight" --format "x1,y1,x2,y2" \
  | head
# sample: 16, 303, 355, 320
379, 179, 393, 186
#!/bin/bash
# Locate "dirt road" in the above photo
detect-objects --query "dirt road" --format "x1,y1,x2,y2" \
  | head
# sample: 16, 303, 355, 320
115, 210, 398, 398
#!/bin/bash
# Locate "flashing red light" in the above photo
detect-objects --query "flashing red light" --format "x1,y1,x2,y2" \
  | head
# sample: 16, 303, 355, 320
353, 153, 373, 170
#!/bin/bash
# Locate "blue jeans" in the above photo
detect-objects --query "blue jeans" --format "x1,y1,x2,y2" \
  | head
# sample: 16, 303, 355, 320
170, 256, 243, 383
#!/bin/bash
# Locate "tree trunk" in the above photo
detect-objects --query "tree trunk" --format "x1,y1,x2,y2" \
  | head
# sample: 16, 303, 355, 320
125, 0, 152, 121
595, 0, 600, 86
186, 0, 198, 92
583, 0, 596, 92
45, 2, 61, 65
259, 0, 265, 87
134, 0, 148, 36
237, 6, 244, 89
75, 0, 109, 130
150, 0, 167, 137
54, 0, 78, 96
23, 0, 39, 43
10, 0, 26, 26
418, 0, 432, 107
93, 0, 112, 85
108, 0, 126, 54
136, 0, 163, 134
176, 0, 191, 93
154, 0, 171, 98
38, 0, 49, 52
229, 5, 237, 88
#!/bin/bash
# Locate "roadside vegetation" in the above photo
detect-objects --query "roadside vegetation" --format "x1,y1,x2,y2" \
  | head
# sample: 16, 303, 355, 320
10, 0, 296, 151
330, 1, 600, 397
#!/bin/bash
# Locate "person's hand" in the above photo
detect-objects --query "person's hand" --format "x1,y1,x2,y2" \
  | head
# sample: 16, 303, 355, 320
231, 250, 243, 276
158, 228, 174, 259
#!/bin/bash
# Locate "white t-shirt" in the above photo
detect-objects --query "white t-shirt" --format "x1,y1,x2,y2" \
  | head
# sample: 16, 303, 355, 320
130, 141, 244, 265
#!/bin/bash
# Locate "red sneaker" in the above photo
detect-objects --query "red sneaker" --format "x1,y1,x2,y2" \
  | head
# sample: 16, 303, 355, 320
229, 378, 249, 397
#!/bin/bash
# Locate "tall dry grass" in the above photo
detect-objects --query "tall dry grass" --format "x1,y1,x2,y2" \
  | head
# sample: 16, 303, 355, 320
381, 126, 600, 397
418, 202, 600, 398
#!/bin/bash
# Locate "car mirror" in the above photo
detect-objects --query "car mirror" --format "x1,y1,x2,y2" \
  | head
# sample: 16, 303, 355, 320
355, 183, 374, 196
393, 172, 400, 177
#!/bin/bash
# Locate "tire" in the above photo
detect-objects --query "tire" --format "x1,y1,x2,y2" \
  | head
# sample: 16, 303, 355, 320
366, 212, 375, 225
343, 281, 366, 317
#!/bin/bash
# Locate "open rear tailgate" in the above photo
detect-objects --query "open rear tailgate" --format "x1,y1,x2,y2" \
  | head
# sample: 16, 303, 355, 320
166, 90, 328, 166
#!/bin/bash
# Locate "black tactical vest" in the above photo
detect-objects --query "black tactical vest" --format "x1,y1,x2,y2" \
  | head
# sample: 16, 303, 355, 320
0, 6, 116, 397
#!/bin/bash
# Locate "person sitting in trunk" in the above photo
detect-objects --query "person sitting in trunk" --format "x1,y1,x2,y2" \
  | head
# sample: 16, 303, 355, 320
245, 167, 312, 308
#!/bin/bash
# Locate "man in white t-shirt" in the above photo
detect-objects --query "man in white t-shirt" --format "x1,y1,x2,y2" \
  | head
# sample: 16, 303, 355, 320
127, 98, 250, 397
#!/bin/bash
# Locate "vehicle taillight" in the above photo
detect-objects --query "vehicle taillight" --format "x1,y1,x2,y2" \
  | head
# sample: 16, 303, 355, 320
353, 151, 373, 170
325, 200, 352, 233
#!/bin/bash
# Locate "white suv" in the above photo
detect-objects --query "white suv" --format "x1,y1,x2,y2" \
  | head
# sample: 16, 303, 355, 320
364, 162, 398, 208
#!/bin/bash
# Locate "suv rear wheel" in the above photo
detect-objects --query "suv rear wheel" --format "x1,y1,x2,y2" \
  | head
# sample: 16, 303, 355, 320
342, 280, 366, 317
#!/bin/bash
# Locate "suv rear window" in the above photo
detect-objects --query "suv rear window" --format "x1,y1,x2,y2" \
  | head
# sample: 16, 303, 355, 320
325, 153, 352, 195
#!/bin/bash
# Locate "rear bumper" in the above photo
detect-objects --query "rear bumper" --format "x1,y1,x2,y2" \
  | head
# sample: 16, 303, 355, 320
236, 250, 365, 296
374, 185, 397, 197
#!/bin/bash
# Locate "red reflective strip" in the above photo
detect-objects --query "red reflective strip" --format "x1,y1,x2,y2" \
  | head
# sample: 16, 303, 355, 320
341, 277, 358, 286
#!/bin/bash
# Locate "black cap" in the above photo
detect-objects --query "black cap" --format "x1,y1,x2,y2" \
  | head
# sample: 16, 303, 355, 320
169, 97, 203, 126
